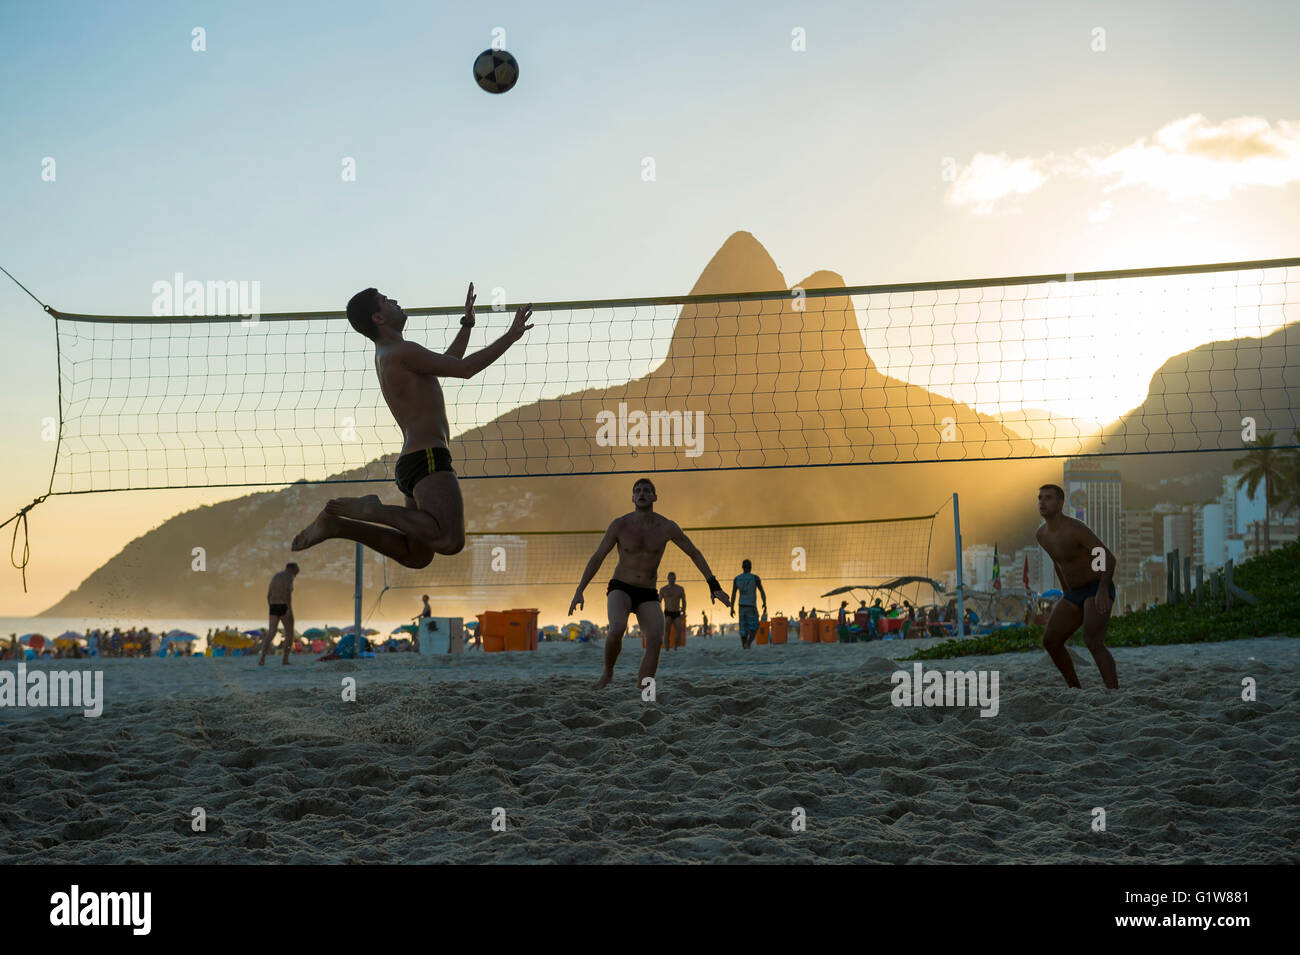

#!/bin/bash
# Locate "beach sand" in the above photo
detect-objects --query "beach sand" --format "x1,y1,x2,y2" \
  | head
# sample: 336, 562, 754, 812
2, 635, 1296, 863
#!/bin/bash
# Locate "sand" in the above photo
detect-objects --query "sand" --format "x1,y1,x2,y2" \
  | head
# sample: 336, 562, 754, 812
2, 635, 1296, 863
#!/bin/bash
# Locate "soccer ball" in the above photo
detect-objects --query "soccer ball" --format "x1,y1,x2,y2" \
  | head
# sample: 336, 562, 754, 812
473, 49, 519, 94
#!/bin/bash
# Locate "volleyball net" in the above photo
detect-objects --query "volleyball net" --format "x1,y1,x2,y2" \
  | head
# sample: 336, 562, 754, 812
373, 509, 943, 620
34, 256, 1300, 498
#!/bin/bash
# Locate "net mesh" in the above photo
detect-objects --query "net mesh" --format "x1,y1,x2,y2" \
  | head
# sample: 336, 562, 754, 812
47, 259, 1300, 495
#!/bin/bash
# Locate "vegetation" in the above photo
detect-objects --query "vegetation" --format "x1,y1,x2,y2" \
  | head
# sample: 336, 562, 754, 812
902, 537, 1300, 661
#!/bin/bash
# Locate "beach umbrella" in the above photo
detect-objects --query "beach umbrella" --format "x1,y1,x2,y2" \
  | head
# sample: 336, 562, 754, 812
327, 626, 345, 636
391, 624, 418, 635
58, 630, 86, 641
302, 627, 328, 638
242, 628, 263, 637
1041, 588, 1063, 598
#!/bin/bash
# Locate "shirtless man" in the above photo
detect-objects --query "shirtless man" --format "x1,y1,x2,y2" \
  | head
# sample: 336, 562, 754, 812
658, 571, 687, 651
1035, 483, 1120, 689
292, 283, 532, 567
570, 479, 728, 690
259, 562, 299, 666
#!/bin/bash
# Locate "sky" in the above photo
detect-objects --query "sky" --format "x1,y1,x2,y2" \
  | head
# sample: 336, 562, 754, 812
2, 0, 1299, 615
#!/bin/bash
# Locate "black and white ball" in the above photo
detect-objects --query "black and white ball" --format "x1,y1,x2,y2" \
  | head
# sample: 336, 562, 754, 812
473, 49, 519, 94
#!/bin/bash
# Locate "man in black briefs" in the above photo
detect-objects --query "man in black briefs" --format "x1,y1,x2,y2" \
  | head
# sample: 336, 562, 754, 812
659, 571, 687, 651
292, 283, 532, 569
259, 562, 299, 666
570, 479, 729, 690
1035, 483, 1120, 689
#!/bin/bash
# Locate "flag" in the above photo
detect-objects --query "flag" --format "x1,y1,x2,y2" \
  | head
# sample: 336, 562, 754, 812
992, 543, 1001, 590
1023, 553, 1030, 593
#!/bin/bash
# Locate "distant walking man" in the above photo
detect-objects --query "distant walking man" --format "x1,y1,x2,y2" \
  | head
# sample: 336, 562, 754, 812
1035, 483, 1120, 689
570, 479, 728, 690
730, 559, 767, 649
659, 572, 687, 651
292, 283, 533, 571
260, 562, 299, 666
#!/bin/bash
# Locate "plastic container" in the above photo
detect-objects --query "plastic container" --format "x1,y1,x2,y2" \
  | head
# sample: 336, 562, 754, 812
756, 620, 770, 645
478, 612, 506, 653
770, 617, 788, 644
507, 609, 540, 651
819, 619, 837, 643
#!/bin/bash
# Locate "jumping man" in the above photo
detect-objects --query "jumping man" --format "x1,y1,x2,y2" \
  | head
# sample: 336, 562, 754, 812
570, 479, 729, 690
1035, 483, 1120, 689
292, 283, 533, 567
259, 562, 299, 666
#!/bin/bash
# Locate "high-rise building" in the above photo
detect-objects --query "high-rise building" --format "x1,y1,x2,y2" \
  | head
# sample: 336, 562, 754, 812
963, 544, 996, 590
1063, 458, 1122, 549
1228, 474, 1266, 534
1157, 505, 1195, 562
1119, 508, 1155, 582
1201, 502, 1226, 569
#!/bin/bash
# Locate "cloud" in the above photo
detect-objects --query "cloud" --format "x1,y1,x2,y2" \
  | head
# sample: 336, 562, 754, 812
946, 153, 1051, 214
945, 114, 1300, 213
1088, 114, 1300, 200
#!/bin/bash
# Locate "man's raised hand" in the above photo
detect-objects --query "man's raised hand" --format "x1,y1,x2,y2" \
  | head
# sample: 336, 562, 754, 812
569, 592, 584, 616
510, 303, 534, 340
464, 282, 476, 325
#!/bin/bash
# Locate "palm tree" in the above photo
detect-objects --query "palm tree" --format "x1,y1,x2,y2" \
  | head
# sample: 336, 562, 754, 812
1277, 430, 1300, 521
1232, 432, 1286, 554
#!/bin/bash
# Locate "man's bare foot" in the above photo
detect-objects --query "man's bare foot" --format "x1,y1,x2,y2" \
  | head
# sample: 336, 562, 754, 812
592, 672, 612, 690
292, 509, 341, 550
323, 494, 384, 522
258, 657, 265, 666
282, 659, 290, 665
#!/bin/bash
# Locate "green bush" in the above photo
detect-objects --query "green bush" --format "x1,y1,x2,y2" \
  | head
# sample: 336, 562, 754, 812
903, 539, 1300, 661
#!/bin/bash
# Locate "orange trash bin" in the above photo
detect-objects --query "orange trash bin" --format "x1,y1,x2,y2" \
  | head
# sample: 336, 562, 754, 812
819, 619, 837, 643
506, 608, 539, 651
756, 620, 770, 645
770, 617, 788, 644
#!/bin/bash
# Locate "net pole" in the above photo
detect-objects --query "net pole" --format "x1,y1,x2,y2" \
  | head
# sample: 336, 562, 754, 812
354, 543, 363, 656
953, 493, 966, 638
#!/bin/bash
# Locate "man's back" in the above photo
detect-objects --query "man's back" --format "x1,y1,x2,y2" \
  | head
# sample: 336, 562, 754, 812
733, 572, 759, 606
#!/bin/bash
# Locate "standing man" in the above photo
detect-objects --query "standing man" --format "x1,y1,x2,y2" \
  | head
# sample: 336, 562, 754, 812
260, 562, 299, 666
569, 479, 729, 690
292, 283, 533, 571
730, 559, 768, 649
1035, 483, 1120, 689
659, 572, 687, 652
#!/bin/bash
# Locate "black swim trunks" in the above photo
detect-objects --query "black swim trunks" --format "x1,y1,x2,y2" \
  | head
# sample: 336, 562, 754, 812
1062, 579, 1116, 608
607, 578, 659, 609
664, 610, 682, 620
395, 447, 454, 497
269, 603, 289, 616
